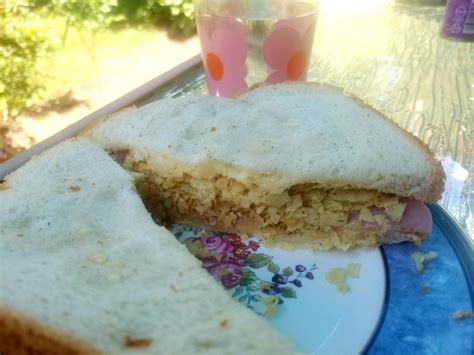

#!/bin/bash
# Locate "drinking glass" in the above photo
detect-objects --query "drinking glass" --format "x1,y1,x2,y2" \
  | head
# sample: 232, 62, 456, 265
194, 0, 319, 97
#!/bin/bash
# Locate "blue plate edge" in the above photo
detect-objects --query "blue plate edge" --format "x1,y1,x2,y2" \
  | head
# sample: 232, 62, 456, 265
361, 247, 390, 355
362, 203, 473, 354
427, 203, 474, 304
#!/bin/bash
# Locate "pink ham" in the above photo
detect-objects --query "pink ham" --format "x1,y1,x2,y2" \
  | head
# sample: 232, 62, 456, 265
395, 199, 432, 235
350, 199, 432, 236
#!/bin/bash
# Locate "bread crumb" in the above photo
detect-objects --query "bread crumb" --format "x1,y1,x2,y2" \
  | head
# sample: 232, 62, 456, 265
106, 273, 122, 283
115, 260, 126, 268
452, 310, 473, 319
219, 319, 228, 328
420, 285, 430, 294
88, 254, 107, 265
336, 283, 350, 294
68, 185, 80, 192
410, 251, 438, 274
325, 263, 362, 294
123, 336, 153, 348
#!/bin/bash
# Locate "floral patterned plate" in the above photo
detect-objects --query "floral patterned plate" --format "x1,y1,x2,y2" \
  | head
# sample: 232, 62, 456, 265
170, 204, 473, 354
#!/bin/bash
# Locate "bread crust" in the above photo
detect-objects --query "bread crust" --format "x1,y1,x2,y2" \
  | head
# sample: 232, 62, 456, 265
79, 106, 137, 139
0, 308, 97, 355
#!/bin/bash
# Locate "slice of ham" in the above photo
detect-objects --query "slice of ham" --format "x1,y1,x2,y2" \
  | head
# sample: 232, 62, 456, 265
396, 199, 432, 235
350, 199, 432, 236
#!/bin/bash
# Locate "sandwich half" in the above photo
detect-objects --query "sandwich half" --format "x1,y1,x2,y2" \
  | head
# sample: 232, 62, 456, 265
0, 139, 298, 354
84, 83, 445, 251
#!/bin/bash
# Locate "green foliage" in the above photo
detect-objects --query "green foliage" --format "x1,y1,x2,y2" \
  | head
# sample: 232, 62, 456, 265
245, 254, 272, 268
267, 261, 280, 274
282, 266, 294, 277
31, 0, 196, 35
114, 0, 196, 36
154, 0, 195, 35
1, 0, 196, 118
47, 0, 123, 32
280, 287, 296, 298
239, 270, 257, 286
0, 1, 58, 119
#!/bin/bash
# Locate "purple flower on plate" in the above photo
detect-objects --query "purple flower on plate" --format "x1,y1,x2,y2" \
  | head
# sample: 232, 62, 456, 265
202, 235, 235, 254
295, 265, 306, 272
203, 258, 244, 289
272, 274, 288, 285
248, 240, 260, 251
233, 247, 251, 260
290, 279, 302, 287
262, 284, 282, 295
221, 267, 243, 289
175, 226, 319, 313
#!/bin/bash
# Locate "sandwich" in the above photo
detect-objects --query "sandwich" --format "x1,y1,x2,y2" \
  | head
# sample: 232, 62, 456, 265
0, 139, 299, 354
84, 82, 445, 251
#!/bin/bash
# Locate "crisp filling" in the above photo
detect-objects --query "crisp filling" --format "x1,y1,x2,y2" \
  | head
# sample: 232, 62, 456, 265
129, 159, 417, 250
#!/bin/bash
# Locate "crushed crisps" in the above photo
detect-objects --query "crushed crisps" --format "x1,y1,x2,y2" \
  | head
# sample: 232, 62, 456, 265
410, 251, 438, 274
325, 263, 362, 294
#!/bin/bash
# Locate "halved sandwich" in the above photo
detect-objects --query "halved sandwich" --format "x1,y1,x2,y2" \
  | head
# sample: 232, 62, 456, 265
84, 83, 445, 250
0, 139, 298, 354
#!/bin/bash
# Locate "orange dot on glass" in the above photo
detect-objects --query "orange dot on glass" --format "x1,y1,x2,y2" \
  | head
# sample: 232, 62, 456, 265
206, 52, 224, 80
287, 51, 306, 80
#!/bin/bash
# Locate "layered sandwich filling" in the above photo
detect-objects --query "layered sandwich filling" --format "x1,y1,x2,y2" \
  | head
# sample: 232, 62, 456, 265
122, 154, 432, 251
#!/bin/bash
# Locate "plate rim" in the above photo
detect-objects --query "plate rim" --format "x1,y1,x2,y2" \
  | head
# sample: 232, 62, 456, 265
361, 247, 390, 354
363, 203, 473, 354
428, 203, 474, 302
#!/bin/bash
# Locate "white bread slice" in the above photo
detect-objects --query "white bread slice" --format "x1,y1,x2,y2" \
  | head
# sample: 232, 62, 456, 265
82, 83, 444, 250
84, 82, 444, 202
0, 139, 298, 354
238, 83, 444, 201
